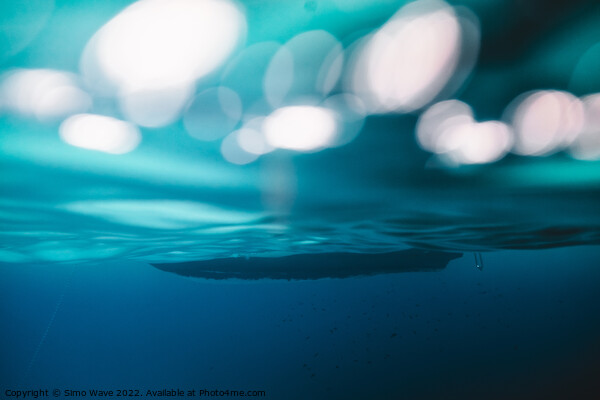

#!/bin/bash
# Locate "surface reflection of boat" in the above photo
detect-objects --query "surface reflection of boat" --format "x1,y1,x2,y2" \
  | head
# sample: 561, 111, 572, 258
151, 249, 463, 281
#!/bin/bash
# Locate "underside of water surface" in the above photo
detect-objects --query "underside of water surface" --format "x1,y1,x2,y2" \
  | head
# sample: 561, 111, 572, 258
0, 0, 599, 266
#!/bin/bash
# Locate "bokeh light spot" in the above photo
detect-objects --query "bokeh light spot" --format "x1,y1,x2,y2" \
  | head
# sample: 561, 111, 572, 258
0, 69, 91, 121
263, 106, 338, 151
81, 0, 246, 93
506, 90, 584, 156
351, 0, 467, 113
418, 100, 513, 165
59, 114, 141, 154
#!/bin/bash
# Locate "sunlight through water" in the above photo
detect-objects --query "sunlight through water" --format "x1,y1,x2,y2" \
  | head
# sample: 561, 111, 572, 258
350, 0, 471, 113
0, 69, 91, 121
417, 100, 513, 165
263, 106, 338, 151
59, 114, 141, 154
506, 90, 585, 156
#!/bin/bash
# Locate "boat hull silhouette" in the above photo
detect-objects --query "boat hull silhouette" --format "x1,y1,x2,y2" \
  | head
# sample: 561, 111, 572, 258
151, 249, 463, 281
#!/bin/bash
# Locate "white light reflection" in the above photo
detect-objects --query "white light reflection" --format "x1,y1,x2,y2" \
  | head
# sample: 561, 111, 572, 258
350, 0, 467, 113
0, 69, 91, 121
440, 120, 513, 165
569, 94, 600, 160
263, 106, 338, 151
417, 100, 513, 165
506, 90, 585, 156
59, 114, 141, 154
417, 99, 473, 153
82, 0, 246, 92
80, 0, 245, 128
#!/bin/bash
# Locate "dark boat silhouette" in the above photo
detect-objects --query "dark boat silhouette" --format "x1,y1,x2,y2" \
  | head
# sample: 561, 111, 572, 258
151, 249, 462, 281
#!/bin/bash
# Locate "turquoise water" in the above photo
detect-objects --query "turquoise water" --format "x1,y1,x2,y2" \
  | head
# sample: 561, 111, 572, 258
2, 113, 599, 263
2, 1, 600, 398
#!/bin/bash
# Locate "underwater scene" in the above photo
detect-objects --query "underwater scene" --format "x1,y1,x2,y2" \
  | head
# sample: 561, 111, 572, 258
1, 0, 600, 399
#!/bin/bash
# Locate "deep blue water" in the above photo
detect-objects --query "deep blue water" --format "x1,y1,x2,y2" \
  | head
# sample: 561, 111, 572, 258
2, 246, 600, 399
